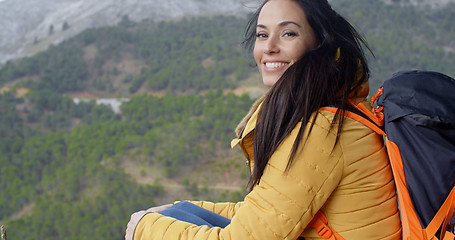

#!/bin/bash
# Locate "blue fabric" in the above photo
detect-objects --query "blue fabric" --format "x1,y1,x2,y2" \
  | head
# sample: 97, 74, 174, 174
160, 201, 231, 228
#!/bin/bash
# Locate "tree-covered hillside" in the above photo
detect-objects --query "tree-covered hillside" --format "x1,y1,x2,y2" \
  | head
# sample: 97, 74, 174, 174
332, 0, 455, 90
0, 15, 255, 96
0, 89, 253, 239
0, 0, 454, 239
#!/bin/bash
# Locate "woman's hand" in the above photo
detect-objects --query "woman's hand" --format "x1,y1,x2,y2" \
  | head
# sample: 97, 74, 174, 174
125, 204, 173, 240
125, 210, 148, 240
146, 203, 173, 213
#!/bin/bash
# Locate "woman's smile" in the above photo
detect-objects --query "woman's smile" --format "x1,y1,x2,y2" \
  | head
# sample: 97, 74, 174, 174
263, 61, 290, 72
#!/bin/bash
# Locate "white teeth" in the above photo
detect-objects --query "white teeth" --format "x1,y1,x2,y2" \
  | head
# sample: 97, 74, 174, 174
265, 62, 288, 68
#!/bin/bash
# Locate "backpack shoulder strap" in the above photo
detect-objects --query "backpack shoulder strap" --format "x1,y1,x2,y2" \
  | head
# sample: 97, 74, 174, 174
320, 99, 385, 136
309, 211, 345, 240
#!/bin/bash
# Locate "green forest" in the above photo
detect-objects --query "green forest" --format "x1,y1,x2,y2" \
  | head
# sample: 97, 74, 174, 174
0, 0, 454, 239
0, 89, 253, 239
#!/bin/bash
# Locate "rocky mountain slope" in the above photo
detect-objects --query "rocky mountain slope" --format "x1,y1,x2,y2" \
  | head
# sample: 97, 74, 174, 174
0, 0, 259, 64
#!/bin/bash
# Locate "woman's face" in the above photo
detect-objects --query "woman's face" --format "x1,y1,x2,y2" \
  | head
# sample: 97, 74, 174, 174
254, 0, 317, 86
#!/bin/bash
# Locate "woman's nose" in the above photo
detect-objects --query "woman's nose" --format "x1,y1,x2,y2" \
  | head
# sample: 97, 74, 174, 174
264, 36, 280, 54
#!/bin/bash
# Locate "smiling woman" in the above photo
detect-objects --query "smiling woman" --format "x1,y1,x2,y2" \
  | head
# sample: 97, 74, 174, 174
253, 0, 317, 86
125, 0, 402, 239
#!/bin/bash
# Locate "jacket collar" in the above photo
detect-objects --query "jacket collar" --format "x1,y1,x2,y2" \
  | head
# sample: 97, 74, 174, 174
230, 99, 262, 148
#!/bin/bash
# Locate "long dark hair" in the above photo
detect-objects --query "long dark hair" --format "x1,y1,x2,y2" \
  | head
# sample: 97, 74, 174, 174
243, 0, 373, 190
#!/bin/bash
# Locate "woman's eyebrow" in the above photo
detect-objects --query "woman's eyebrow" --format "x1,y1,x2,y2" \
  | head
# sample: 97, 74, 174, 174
279, 21, 301, 28
257, 21, 301, 29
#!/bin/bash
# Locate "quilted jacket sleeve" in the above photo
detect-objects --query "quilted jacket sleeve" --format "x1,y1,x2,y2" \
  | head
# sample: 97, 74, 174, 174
133, 113, 344, 240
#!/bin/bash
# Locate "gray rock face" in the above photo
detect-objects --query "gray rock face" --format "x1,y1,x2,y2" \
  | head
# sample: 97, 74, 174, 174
0, 0, 261, 63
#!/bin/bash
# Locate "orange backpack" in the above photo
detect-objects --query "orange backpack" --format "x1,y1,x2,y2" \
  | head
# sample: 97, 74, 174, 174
311, 71, 455, 240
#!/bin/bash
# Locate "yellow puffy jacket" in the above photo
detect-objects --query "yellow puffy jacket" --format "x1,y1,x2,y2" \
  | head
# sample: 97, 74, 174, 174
134, 85, 401, 240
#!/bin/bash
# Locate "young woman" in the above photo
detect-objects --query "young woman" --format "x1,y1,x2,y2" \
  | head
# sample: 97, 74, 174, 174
125, 0, 402, 239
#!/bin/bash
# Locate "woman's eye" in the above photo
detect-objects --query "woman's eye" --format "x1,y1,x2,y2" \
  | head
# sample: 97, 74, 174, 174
256, 32, 268, 39
283, 31, 298, 37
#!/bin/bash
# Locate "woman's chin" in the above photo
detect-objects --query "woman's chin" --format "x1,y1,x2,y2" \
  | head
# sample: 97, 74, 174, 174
262, 78, 279, 87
